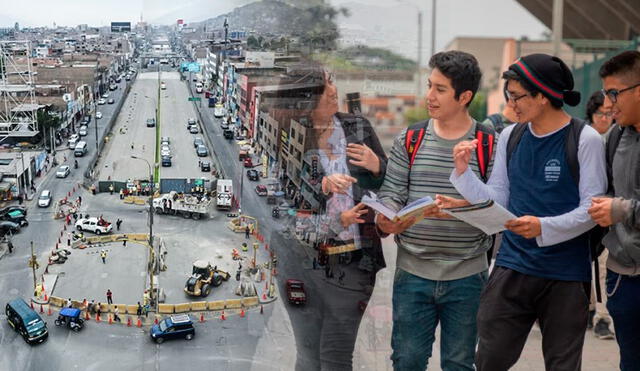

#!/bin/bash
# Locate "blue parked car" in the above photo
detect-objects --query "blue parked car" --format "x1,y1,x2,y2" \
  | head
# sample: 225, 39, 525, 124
150, 315, 195, 344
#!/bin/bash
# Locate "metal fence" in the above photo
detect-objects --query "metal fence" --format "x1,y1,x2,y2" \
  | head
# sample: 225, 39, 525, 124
567, 38, 639, 118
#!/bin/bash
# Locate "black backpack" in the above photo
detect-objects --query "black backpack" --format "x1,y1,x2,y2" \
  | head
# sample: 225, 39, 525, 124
486, 113, 508, 134
506, 119, 621, 302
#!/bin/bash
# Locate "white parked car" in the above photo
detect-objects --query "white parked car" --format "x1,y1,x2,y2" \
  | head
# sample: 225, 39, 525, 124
75, 217, 112, 235
68, 134, 80, 147
78, 125, 88, 136
56, 165, 70, 178
214, 105, 225, 118
101, 93, 109, 98
38, 190, 52, 208
96, 112, 102, 119
98, 98, 106, 105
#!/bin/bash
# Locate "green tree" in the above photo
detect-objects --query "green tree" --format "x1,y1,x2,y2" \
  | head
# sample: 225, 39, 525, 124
247, 35, 259, 50
469, 92, 487, 122
404, 106, 430, 126
37, 109, 61, 149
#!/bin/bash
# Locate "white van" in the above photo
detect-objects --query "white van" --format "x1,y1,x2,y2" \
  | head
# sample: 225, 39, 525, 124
74, 141, 88, 157
195, 82, 203, 94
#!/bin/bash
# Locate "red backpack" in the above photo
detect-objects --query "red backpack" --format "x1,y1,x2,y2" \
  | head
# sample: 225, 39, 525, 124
405, 120, 495, 182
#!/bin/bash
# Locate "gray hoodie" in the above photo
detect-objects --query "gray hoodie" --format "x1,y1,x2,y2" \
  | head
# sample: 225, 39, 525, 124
605, 126, 640, 275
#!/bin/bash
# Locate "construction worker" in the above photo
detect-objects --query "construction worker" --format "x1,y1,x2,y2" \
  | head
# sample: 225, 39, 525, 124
100, 250, 107, 264
241, 243, 248, 252
108, 184, 114, 195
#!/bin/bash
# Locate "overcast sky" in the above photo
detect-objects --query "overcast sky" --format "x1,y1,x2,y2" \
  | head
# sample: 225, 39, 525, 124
1, 0, 548, 58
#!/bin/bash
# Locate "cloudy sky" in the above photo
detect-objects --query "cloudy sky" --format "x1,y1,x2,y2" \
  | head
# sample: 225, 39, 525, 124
1, 0, 548, 60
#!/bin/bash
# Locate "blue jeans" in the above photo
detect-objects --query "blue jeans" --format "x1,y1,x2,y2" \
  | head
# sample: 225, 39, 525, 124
606, 270, 640, 371
391, 268, 487, 371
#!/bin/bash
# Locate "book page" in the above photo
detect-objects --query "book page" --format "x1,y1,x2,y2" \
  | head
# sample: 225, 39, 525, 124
443, 200, 516, 235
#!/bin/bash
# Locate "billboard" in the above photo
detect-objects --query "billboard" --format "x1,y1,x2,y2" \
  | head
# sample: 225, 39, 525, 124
111, 22, 131, 32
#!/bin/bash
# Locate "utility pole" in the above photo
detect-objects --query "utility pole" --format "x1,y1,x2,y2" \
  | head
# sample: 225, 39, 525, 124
28, 241, 38, 291
552, 0, 564, 56
416, 11, 423, 108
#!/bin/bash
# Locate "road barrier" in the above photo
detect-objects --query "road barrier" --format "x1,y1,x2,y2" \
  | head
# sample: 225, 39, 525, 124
224, 299, 242, 309
174, 303, 190, 313
191, 301, 207, 311
126, 304, 139, 315
158, 303, 174, 314
207, 300, 225, 311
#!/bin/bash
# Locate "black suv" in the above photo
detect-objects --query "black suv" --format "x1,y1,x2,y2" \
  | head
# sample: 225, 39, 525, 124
146, 118, 156, 127
150, 315, 194, 344
200, 161, 211, 172
223, 130, 234, 139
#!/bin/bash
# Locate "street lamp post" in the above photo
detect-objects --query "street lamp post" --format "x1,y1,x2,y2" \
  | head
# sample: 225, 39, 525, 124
131, 155, 156, 305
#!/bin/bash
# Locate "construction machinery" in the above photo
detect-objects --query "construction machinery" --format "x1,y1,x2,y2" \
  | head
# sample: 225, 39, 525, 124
184, 260, 230, 297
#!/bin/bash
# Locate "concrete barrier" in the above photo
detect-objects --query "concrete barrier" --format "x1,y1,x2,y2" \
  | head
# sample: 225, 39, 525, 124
174, 303, 191, 313
49, 296, 66, 307
225, 299, 242, 309
110, 304, 125, 313
242, 296, 259, 307
99, 302, 109, 312
207, 300, 225, 311
126, 304, 139, 315
158, 304, 174, 314
190, 301, 207, 311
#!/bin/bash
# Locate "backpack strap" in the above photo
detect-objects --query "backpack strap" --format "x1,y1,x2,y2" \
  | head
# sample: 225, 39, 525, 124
475, 122, 496, 183
506, 123, 529, 169
605, 124, 624, 194
486, 113, 505, 133
405, 120, 429, 169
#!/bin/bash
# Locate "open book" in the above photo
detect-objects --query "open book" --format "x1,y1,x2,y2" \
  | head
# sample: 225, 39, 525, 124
442, 200, 516, 235
361, 192, 435, 224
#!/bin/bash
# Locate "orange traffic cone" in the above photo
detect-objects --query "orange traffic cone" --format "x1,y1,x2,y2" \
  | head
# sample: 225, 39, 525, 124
108, 314, 113, 325
240, 309, 245, 318
44, 293, 48, 302
47, 306, 52, 316
127, 317, 132, 327
200, 313, 205, 323
220, 311, 226, 321
137, 317, 142, 328
260, 305, 264, 315
85, 311, 90, 320
40, 304, 44, 314
96, 313, 101, 322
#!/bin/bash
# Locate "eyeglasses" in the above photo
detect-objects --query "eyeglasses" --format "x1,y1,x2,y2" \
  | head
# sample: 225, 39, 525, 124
592, 111, 612, 119
601, 82, 640, 103
504, 90, 530, 104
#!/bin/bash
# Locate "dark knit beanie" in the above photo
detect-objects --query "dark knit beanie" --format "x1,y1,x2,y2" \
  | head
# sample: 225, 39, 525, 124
508, 53, 581, 107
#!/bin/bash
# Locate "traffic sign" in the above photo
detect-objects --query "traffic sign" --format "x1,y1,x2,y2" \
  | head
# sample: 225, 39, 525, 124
188, 97, 201, 102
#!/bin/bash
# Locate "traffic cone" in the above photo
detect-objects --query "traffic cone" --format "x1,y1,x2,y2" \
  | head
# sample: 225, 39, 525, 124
96, 313, 101, 322
220, 311, 226, 321
127, 317, 132, 327
44, 292, 48, 302
260, 305, 263, 315
199, 313, 205, 323
108, 314, 113, 324
85, 311, 90, 320
40, 304, 44, 314
47, 306, 52, 316
136, 317, 142, 328
240, 309, 245, 318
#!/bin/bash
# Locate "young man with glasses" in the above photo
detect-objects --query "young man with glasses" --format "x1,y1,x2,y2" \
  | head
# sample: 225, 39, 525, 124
376, 51, 496, 371
589, 50, 640, 370
449, 54, 607, 370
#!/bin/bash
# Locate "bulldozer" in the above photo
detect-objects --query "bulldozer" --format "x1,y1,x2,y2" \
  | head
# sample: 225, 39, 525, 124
184, 260, 230, 297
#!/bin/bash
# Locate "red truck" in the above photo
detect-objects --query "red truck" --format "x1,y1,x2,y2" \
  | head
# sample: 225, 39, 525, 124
286, 279, 307, 305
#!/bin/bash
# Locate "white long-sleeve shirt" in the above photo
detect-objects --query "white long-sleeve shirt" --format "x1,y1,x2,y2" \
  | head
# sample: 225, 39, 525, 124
450, 121, 606, 247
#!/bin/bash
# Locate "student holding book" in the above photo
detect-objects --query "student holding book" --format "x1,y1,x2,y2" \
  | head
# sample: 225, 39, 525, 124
376, 51, 497, 371
450, 54, 606, 370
